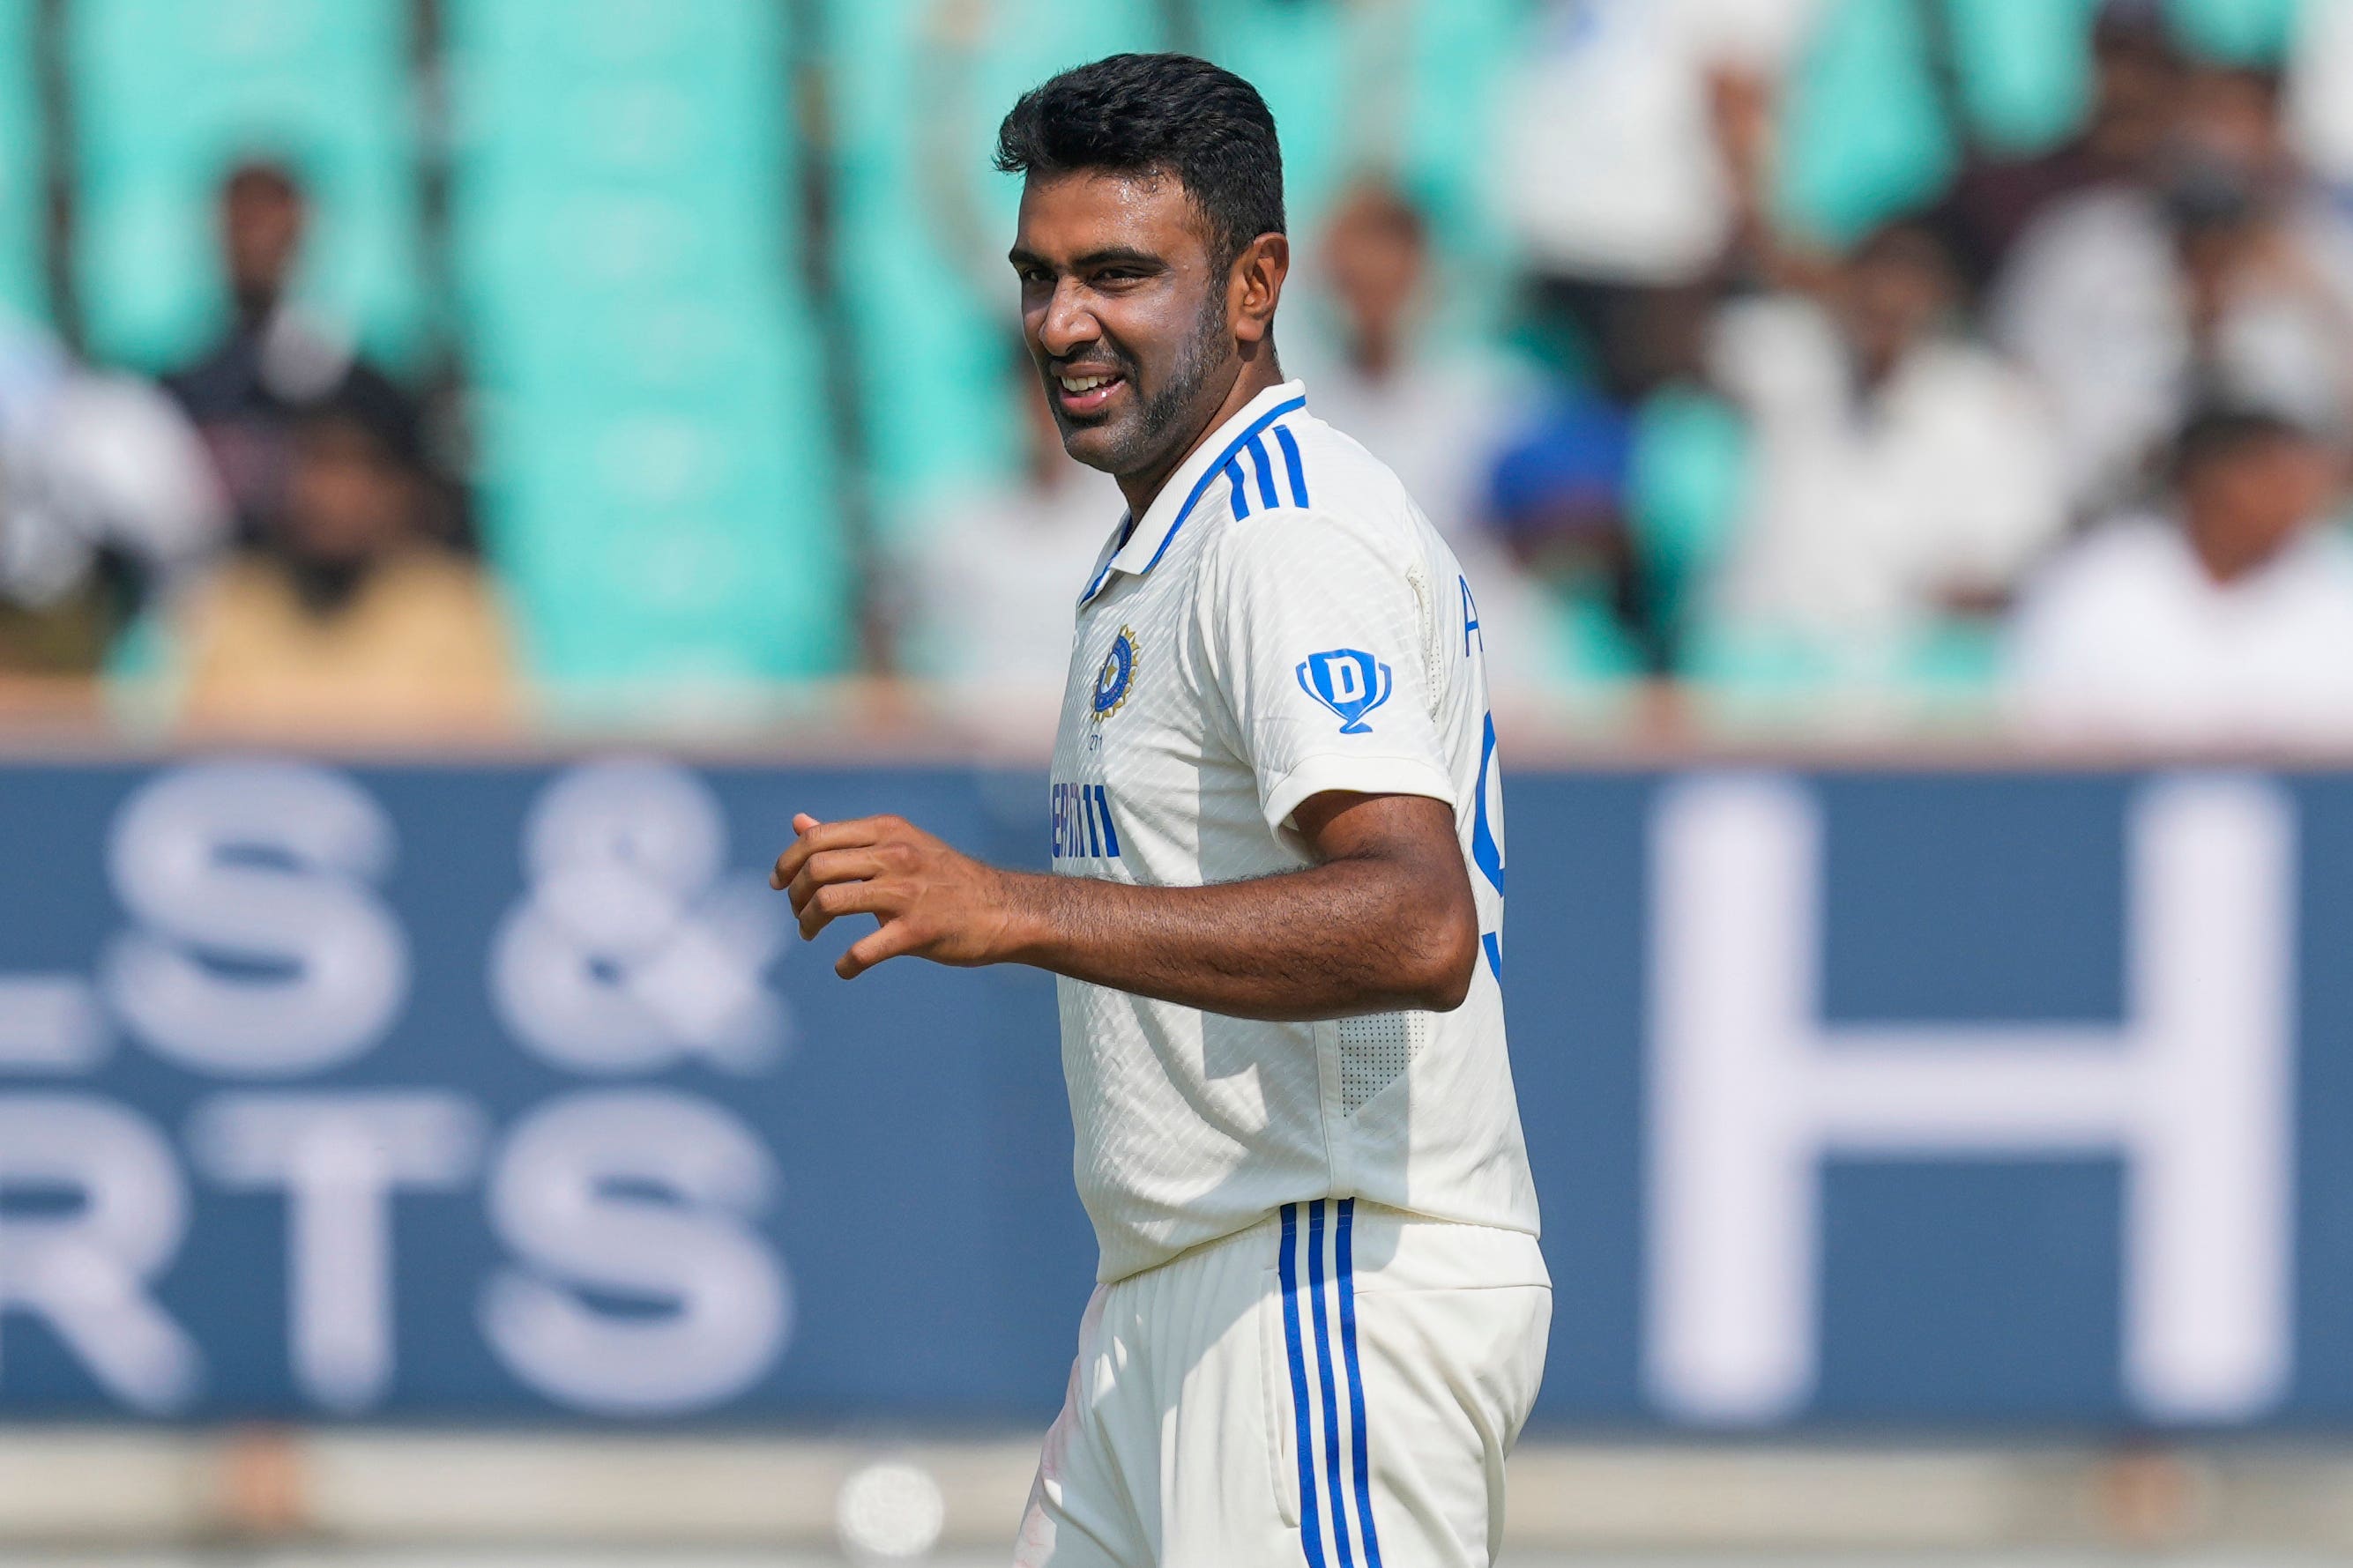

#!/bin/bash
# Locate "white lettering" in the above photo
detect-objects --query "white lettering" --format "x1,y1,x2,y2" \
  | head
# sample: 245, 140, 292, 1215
101, 762, 406, 1077
187, 1093, 485, 1413
0, 1095, 199, 1412
480, 1089, 790, 1415
1648, 775, 2295, 1424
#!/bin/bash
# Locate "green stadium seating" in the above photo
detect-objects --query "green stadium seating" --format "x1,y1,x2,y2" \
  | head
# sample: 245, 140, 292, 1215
2169, 0, 2302, 65
0, 0, 43, 324
67, 0, 426, 370
1774, 0, 2305, 249
446, 0, 850, 694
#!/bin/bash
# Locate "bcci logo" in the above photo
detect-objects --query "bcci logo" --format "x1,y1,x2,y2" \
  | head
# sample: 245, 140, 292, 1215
1296, 647, 1393, 734
1091, 626, 1140, 723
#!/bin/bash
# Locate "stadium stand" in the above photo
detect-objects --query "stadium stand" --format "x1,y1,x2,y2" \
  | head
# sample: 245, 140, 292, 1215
65, 0, 427, 371
0, 0, 41, 326
446, 0, 850, 703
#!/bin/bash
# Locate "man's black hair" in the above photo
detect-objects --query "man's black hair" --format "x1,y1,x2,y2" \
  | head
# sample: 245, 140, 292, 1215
2171, 405, 2314, 482
994, 53, 1285, 271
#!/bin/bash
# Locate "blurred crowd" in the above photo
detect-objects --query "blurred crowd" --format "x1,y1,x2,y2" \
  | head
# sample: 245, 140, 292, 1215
14, 0, 2353, 747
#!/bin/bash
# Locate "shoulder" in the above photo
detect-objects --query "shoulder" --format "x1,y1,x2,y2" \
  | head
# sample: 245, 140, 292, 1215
1197, 413, 1438, 581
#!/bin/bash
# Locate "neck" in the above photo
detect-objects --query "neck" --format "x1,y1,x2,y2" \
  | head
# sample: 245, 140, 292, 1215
1116, 354, 1285, 518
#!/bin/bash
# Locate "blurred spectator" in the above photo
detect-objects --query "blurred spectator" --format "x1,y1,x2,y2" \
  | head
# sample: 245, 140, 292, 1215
1297, 179, 1574, 692
1482, 396, 1651, 683
1992, 56, 2353, 513
1494, 0, 1820, 400
1937, 0, 2185, 289
2290, 0, 2353, 190
0, 312, 225, 678
1701, 216, 2066, 677
1303, 180, 1534, 540
164, 160, 431, 546
888, 359, 1124, 702
172, 382, 518, 737
2008, 407, 2353, 744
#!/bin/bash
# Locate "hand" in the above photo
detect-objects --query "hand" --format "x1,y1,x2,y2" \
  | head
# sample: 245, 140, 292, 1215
770, 812, 1022, 978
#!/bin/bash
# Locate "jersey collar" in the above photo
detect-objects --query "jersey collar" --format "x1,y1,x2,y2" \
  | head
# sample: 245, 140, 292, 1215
1078, 379, 1307, 606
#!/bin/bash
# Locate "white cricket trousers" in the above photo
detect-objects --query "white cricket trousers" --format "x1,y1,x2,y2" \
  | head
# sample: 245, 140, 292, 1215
1016, 1199, 1552, 1568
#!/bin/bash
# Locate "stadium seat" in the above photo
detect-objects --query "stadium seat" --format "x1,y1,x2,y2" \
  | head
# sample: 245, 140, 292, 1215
446, 0, 851, 692
0, 0, 43, 324
1777, 0, 2104, 246
66, 0, 426, 370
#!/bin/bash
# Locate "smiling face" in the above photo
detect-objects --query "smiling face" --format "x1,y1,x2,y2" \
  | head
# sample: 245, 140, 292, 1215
1009, 170, 1241, 484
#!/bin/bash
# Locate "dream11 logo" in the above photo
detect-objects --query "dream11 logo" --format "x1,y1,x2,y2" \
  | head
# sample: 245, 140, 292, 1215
1645, 775, 2296, 1426
0, 757, 792, 1418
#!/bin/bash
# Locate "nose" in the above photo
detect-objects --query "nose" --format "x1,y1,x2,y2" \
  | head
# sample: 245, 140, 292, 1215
1036, 277, 1101, 361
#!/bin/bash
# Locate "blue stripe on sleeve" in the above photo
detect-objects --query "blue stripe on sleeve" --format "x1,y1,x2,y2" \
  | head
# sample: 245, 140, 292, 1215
1307, 1200, 1358, 1568
1337, 1200, 1386, 1567
1247, 435, 1282, 509
1275, 424, 1310, 507
1279, 1205, 1328, 1568
1225, 459, 1251, 521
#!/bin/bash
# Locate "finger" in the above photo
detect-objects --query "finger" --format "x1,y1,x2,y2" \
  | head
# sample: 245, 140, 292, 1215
771, 814, 890, 891
793, 813, 820, 835
800, 880, 898, 942
838, 919, 922, 979
786, 849, 889, 917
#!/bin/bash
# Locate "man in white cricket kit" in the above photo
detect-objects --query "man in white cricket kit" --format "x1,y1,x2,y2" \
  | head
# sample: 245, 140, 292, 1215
772, 53, 1547, 1568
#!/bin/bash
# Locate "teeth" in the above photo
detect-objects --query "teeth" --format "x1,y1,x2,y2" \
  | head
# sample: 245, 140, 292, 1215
1061, 375, 1112, 392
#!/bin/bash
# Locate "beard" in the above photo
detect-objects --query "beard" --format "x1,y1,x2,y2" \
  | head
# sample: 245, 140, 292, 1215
1055, 291, 1230, 477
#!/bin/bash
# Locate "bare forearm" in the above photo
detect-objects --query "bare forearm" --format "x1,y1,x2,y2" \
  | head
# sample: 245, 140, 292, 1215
994, 860, 1467, 1020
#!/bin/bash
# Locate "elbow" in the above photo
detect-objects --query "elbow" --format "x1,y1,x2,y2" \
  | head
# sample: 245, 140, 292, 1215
1404, 909, 1480, 1014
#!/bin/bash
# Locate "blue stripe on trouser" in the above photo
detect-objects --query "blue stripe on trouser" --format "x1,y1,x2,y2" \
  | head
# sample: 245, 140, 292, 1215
1278, 1204, 1328, 1567
1336, 1200, 1385, 1566
1307, 1201, 1358, 1568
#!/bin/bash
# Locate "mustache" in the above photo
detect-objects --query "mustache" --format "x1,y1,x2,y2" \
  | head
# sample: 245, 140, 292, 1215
1044, 350, 1134, 380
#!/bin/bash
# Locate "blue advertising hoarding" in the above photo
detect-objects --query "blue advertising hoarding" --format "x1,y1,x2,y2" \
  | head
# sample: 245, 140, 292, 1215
0, 755, 2342, 1431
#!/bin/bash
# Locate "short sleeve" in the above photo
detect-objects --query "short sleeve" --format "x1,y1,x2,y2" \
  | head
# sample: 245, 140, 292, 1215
1199, 510, 1457, 844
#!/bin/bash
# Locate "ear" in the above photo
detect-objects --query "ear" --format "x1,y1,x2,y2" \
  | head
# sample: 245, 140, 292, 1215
1230, 233, 1290, 346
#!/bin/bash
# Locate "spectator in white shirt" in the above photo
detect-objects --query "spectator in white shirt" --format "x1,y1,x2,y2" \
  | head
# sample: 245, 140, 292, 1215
1494, 0, 1819, 401
1296, 178, 1566, 694
1702, 215, 2068, 678
1992, 58, 2353, 513
2009, 407, 2353, 746
889, 357, 1126, 719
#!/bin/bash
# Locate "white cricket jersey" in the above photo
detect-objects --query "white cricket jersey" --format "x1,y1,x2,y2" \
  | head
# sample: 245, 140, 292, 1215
1048, 378, 1539, 1282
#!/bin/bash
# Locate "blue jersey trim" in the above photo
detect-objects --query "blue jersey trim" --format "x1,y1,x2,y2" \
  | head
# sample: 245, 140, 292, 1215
1336, 1200, 1385, 1567
1075, 513, 1136, 607
1279, 1204, 1328, 1568
1112, 395, 1307, 594
1275, 423, 1310, 508
1247, 434, 1282, 509
1091, 784, 1120, 858
1307, 1200, 1358, 1568
1226, 458, 1251, 521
